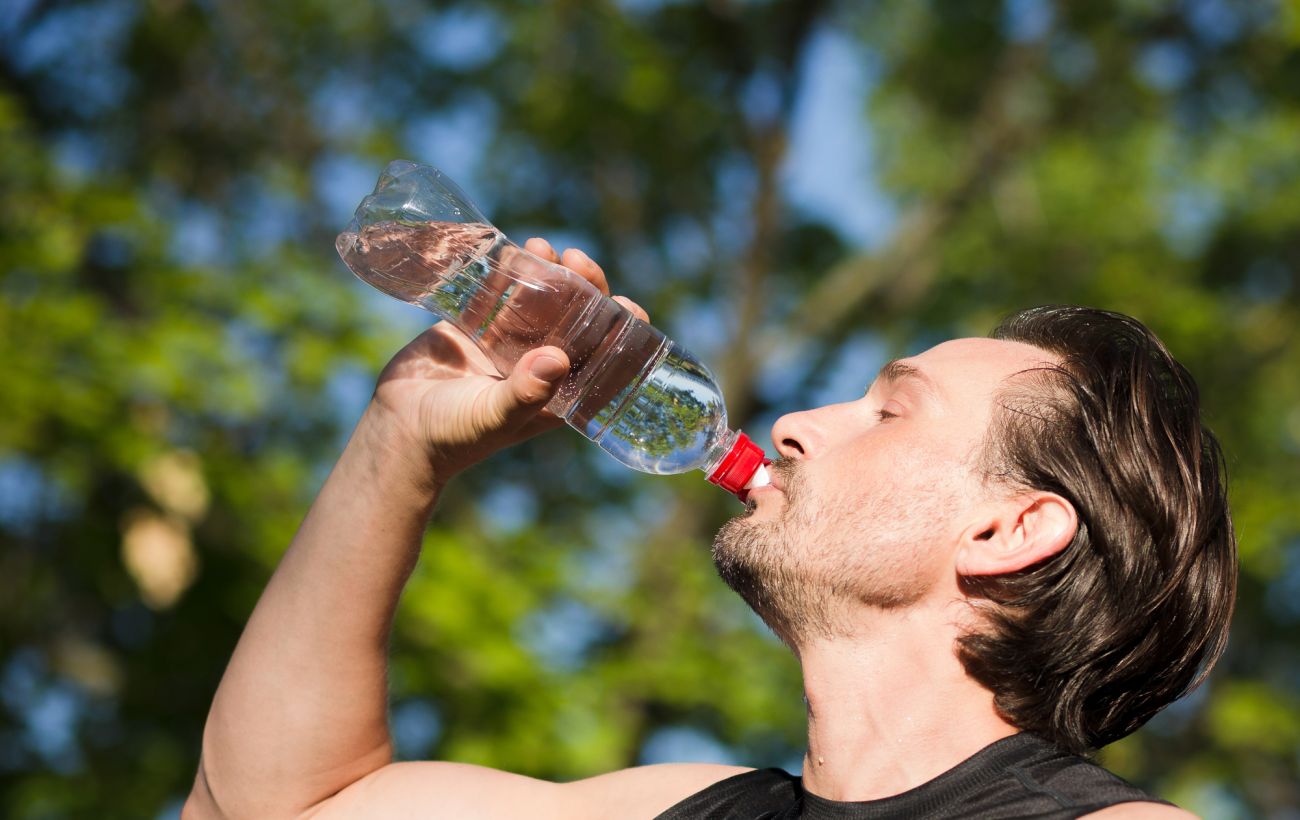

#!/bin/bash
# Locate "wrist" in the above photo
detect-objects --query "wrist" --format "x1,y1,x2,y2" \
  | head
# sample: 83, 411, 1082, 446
354, 400, 450, 500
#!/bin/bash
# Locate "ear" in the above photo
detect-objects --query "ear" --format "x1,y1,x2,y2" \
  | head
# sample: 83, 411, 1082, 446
955, 491, 1077, 576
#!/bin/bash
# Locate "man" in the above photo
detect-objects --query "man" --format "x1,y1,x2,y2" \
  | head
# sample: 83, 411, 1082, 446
185, 240, 1235, 819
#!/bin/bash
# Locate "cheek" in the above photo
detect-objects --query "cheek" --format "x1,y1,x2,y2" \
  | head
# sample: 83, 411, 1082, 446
842, 435, 948, 491
831, 439, 975, 523
791, 429, 976, 523
885, 426, 976, 477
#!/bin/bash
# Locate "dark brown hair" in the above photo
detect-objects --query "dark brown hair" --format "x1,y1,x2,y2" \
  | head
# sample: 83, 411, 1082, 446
958, 305, 1237, 754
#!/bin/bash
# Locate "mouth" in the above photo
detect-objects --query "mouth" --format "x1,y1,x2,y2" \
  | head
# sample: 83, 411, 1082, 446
742, 483, 782, 514
742, 458, 791, 508
764, 462, 789, 493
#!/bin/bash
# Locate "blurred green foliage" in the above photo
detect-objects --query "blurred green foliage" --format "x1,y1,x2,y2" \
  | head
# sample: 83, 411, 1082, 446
1, 1, 1298, 817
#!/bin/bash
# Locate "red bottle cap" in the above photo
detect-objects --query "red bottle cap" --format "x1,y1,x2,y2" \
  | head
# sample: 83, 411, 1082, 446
706, 431, 769, 502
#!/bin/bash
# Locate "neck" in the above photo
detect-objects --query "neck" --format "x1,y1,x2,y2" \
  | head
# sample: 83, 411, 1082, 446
794, 601, 1018, 802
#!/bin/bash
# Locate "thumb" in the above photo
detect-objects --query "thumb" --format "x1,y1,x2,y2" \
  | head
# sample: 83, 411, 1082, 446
482, 347, 570, 431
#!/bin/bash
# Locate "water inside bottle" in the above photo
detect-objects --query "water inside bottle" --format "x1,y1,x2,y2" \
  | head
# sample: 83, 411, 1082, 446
337, 220, 731, 474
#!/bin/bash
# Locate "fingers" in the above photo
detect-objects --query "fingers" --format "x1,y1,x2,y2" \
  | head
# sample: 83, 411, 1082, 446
524, 237, 560, 263
482, 346, 570, 432
613, 295, 649, 323
561, 247, 609, 295
521, 238, 645, 323
523, 237, 611, 296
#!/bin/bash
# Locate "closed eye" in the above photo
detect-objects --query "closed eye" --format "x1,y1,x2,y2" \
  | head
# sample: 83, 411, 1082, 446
863, 387, 902, 422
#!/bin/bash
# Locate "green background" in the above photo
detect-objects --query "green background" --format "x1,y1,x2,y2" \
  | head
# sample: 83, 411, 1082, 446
2, 1, 1298, 816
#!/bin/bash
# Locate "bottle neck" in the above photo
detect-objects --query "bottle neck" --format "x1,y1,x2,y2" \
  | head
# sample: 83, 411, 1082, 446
703, 428, 741, 476
704, 430, 769, 501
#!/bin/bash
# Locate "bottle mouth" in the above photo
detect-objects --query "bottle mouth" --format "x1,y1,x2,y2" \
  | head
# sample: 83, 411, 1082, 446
706, 432, 770, 502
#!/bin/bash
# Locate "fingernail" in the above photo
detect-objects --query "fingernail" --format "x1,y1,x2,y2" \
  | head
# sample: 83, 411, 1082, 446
530, 355, 567, 382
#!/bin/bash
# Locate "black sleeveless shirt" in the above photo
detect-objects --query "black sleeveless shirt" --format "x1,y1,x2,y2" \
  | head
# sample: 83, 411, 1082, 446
655, 733, 1167, 819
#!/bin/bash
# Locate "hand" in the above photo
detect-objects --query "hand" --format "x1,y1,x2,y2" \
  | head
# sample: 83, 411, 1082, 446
365, 238, 649, 484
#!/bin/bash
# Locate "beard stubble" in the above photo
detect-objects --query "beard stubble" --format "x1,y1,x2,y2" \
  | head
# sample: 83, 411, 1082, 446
711, 456, 956, 647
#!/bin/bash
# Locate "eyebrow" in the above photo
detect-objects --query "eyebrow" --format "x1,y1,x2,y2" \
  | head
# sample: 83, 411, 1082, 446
875, 359, 942, 400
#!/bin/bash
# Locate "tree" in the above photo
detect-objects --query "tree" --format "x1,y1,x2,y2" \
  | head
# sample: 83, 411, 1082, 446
1, 1, 1296, 816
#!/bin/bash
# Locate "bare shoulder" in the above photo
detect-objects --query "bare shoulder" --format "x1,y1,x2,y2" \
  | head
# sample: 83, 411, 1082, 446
302, 760, 751, 820
1083, 802, 1199, 819
564, 762, 753, 816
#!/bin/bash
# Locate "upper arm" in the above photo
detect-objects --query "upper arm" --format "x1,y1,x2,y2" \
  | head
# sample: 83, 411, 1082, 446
1084, 803, 1199, 819
302, 761, 751, 820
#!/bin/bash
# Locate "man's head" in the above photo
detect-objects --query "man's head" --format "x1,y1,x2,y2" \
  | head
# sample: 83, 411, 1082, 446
712, 305, 1236, 754
713, 334, 1069, 639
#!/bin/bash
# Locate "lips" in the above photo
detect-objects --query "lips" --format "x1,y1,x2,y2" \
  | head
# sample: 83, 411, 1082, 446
765, 463, 788, 493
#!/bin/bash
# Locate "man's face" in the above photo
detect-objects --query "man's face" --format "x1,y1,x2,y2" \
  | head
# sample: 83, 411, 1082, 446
713, 337, 1056, 645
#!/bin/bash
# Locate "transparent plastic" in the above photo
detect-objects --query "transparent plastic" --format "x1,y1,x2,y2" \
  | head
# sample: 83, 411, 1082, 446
335, 160, 769, 493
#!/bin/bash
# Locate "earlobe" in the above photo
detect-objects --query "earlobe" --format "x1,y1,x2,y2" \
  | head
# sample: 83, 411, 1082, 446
956, 492, 1077, 576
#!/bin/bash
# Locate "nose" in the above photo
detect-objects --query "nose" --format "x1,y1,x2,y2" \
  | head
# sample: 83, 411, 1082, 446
771, 407, 827, 460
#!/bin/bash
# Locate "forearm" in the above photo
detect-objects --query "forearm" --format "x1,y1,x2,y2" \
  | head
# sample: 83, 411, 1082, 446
194, 405, 441, 819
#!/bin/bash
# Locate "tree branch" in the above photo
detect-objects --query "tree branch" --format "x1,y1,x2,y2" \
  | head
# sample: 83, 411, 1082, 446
768, 39, 1051, 353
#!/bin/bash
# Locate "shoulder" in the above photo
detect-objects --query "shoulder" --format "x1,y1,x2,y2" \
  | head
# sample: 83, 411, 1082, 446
1082, 802, 1199, 819
973, 734, 1183, 817
564, 762, 756, 818
301, 761, 752, 820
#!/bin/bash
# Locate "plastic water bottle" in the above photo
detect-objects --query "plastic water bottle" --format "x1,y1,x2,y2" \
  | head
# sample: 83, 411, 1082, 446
335, 160, 769, 500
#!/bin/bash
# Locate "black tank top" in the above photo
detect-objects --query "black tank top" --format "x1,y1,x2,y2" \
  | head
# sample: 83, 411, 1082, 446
655, 733, 1167, 819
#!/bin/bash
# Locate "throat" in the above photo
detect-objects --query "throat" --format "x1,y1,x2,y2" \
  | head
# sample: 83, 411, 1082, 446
796, 629, 1018, 802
